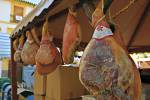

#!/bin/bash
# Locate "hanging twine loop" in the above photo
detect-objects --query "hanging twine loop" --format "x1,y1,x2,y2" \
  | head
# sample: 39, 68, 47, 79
95, 0, 137, 27
68, 5, 77, 17
107, 0, 137, 46
112, 0, 136, 19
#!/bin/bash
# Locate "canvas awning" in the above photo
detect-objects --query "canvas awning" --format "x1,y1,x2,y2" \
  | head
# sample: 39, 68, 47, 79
0, 33, 10, 58
11, 0, 150, 52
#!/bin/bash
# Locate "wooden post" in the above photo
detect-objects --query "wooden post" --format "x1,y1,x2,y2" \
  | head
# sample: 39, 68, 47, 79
10, 38, 17, 100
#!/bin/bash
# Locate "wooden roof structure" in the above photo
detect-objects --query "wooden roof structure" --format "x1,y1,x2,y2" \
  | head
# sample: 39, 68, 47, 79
11, 0, 150, 52
10, 0, 150, 99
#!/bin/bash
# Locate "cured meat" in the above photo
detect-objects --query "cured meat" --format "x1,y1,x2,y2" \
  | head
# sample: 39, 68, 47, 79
31, 27, 42, 46
79, 1, 141, 100
21, 31, 39, 65
14, 35, 25, 63
35, 21, 62, 75
13, 37, 19, 51
62, 8, 81, 64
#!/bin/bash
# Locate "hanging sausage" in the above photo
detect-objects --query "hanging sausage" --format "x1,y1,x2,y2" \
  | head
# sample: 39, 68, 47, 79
35, 20, 62, 75
21, 30, 39, 65
79, 0, 141, 99
62, 6, 82, 64
14, 34, 25, 63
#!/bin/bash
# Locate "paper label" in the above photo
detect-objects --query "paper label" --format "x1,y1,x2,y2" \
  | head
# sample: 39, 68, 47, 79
92, 24, 113, 39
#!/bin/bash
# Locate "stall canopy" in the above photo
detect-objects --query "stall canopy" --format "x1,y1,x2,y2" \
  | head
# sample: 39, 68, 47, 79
11, 0, 150, 52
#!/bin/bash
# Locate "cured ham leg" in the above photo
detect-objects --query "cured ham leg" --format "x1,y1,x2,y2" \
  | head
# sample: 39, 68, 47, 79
21, 31, 39, 65
13, 37, 19, 51
35, 21, 62, 75
62, 8, 81, 64
14, 35, 25, 63
79, 1, 141, 100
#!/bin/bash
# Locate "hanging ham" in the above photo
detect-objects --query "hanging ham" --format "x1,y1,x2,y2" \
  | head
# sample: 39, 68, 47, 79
13, 37, 19, 51
62, 8, 81, 64
14, 34, 25, 63
21, 31, 39, 65
35, 21, 62, 75
79, 1, 141, 100
31, 27, 42, 46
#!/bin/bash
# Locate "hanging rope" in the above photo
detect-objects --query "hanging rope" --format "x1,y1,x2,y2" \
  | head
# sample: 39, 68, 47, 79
112, 0, 136, 19
107, 0, 137, 47
95, 0, 137, 26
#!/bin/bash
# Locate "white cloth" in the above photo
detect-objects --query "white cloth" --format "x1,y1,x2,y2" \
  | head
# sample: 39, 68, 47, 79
92, 25, 113, 39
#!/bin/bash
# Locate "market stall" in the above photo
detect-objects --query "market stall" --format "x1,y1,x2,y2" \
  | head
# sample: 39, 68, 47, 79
10, 0, 150, 99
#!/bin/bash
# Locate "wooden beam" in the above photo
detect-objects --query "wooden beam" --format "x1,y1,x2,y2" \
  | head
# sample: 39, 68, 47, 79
128, 46, 150, 53
11, 39, 17, 100
47, 0, 79, 19
127, 1, 150, 48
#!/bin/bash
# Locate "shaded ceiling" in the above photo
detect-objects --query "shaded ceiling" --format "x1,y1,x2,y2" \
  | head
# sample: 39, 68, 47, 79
11, 0, 150, 52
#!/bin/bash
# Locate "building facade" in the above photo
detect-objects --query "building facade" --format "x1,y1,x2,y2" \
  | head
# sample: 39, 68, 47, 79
0, 0, 37, 34
0, 0, 38, 77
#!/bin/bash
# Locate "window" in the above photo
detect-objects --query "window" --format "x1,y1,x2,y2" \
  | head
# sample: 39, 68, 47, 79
13, 6, 24, 22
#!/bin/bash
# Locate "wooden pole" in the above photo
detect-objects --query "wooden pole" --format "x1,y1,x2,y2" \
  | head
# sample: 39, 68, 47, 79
10, 38, 17, 100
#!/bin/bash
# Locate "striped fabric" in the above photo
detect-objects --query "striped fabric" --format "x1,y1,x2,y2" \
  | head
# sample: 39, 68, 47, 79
0, 33, 10, 58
